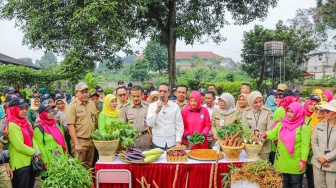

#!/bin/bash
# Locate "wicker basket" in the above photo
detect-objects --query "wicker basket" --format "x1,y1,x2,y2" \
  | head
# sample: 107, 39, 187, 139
93, 139, 119, 162
221, 144, 244, 161
167, 155, 188, 162
244, 143, 263, 160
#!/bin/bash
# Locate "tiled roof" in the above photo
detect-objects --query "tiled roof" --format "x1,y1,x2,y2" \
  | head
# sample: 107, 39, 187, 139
136, 51, 224, 60
0, 53, 40, 70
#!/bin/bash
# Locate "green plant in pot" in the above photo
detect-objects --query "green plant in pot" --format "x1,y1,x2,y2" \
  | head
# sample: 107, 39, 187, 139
41, 155, 93, 188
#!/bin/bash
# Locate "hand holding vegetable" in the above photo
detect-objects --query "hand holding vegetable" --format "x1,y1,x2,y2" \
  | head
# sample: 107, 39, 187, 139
188, 132, 205, 146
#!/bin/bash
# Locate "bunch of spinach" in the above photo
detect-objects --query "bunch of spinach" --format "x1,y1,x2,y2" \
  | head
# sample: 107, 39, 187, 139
217, 124, 242, 139
188, 132, 205, 145
112, 121, 139, 148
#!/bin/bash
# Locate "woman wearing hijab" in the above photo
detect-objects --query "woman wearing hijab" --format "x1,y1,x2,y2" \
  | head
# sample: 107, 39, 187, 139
322, 90, 334, 102
27, 94, 40, 128
98, 94, 120, 133
303, 96, 320, 124
305, 101, 327, 188
37, 88, 49, 95
312, 89, 323, 100
273, 90, 296, 121
242, 91, 273, 160
55, 93, 68, 114
265, 95, 279, 114
236, 93, 248, 113
260, 102, 310, 188
311, 100, 336, 188
182, 91, 211, 149
34, 104, 67, 178
212, 93, 240, 142
6, 98, 42, 188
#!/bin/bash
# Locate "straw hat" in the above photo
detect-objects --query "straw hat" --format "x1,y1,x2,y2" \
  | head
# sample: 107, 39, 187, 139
318, 99, 336, 112
147, 91, 158, 103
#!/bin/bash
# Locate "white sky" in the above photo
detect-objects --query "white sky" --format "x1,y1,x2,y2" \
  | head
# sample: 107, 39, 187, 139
0, 0, 319, 62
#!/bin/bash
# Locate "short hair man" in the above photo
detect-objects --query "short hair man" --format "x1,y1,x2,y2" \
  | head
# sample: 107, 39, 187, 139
207, 84, 219, 105
118, 80, 125, 87
198, 88, 206, 104
116, 86, 129, 110
277, 83, 287, 95
119, 85, 150, 149
203, 91, 218, 119
148, 81, 157, 93
89, 92, 100, 113
174, 84, 188, 110
65, 82, 98, 169
146, 82, 183, 150
241, 83, 251, 95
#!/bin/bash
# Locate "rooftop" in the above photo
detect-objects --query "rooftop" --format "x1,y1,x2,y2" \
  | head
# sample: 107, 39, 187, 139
136, 51, 224, 60
0, 53, 40, 70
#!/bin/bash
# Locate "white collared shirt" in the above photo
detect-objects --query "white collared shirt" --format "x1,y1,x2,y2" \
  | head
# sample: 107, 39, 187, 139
146, 101, 184, 148
202, 103, 218, 119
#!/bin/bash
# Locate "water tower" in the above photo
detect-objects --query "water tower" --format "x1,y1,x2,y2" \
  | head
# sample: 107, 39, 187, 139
264, 41, 285, 88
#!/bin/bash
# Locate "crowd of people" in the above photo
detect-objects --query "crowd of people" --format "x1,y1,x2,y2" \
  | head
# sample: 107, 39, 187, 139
0, 81, 336, 188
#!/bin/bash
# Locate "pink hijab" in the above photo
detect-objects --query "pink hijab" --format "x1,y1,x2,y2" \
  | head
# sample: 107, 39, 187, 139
303, 99, 319, 117
38, 111, 66, 153
185, 91, 202, 111
279, 102, 304, 156
278, 96, 295, 108
323, 90, 334, 102
6, 106, 34, 147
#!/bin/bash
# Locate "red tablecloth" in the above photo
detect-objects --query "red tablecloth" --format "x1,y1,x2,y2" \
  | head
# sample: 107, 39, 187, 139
95, 162, 243, 188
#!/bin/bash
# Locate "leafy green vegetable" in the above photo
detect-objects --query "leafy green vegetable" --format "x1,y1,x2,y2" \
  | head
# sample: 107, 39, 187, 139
188, 132, 205, 145
217, 124, 242, 139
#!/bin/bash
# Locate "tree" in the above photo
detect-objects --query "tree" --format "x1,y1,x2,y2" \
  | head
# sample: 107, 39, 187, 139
35, 51, 58, 69
1, 0, 279, 89
190, 54, 205, 69
143, 39, 168, 74
241, 19, 323, 88
129, 58, 151, 83
18, 57, 34, 66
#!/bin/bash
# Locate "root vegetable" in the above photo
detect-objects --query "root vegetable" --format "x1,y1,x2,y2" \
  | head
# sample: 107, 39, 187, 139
232, 130, 242, 140
224, 132, 229, 146
232, 138, 238, 147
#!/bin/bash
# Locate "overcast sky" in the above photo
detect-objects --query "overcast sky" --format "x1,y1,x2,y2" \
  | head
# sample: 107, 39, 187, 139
0, 0, 319, 63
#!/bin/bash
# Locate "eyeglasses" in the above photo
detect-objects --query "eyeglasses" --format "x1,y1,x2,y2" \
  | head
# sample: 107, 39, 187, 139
158, 90, 168, 94
118, 93, 127, 97
315, 108, 326, 113
275, 95, 282, 99
325, 109, 331, 114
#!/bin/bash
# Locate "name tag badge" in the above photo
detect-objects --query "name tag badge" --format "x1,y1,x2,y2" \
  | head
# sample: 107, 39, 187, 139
220, 119, 225, 127
200, 114, 204, 119
129, 119, 134, 124
91, 113, 96, 122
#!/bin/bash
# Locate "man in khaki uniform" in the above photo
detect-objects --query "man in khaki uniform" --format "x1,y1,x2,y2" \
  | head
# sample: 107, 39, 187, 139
174, 84, 188, 111
242, 105, 273, 160
66, 82, 97, 169
119, 85, 150, 149
116, 86, 129, 110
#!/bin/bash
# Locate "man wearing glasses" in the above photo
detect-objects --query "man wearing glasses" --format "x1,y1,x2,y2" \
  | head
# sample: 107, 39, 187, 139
146, 83, 184, 150
116, 86, 130, 110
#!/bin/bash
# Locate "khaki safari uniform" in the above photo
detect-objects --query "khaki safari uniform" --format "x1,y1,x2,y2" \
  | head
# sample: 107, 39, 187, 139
65, 98, 97, 169
211, 109, 241, 146
311, 120, 336, 188
119, 101, 150, 149
117, 103, 126, 111
242, 106, 273, 160
174, 100, 188, 111
0, 139, 12, 188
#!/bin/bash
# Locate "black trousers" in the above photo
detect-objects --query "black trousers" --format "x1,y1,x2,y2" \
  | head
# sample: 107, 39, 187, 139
282, 173, 303, 188
306, 164, 315, 188
12, 165, 36, 188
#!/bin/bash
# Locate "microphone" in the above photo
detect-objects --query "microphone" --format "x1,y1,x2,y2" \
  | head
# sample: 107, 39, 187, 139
158, 96, 164, 112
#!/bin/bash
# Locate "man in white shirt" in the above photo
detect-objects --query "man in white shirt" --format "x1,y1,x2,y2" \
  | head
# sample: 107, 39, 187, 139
146, 82, 184, 150
203, 91, 218, 119
208, 84, 219, 105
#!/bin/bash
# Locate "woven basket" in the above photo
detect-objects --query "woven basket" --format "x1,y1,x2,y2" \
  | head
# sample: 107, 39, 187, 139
244, 144, 263, 160
93, 139, 119, 162
221, 144, 244, 161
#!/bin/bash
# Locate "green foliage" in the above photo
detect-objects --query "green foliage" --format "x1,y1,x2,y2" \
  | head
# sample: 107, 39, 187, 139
304, 76, 336, 87
221, 163, 239, 188
241, 15, 325, 88
104, 87, 114, 95
144, 39, 168, 74
41, 155, 93, 188
35, 51, 58, 69
225, 73, 235, 82
130, 58, 151, 83
18, 57, 34, 66
213, 82, 245, 97
217, 124, 242, 139
188, 132, 205, 146
83, 72, 97, 90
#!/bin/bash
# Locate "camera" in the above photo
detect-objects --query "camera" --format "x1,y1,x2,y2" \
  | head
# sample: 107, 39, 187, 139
325, 150, 331, 155
0, 150, 10, 164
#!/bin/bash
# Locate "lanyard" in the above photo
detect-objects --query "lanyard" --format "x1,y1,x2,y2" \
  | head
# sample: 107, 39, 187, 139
253, 110, 261, 129
327, 122, 334, 149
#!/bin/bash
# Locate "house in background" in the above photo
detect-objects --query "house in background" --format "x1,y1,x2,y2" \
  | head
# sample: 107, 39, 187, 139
0, 53, 40, 70
306, 52, 336, 79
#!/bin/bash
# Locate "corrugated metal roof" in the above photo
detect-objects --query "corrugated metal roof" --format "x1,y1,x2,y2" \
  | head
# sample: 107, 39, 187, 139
136, 51, 224, 60
0, 53, 40, 70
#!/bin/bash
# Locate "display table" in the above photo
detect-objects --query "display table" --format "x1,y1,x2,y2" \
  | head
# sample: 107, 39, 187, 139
95, 150, 251, 188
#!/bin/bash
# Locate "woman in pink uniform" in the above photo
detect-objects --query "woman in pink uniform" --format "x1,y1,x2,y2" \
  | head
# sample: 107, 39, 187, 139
182, 91, 211, 149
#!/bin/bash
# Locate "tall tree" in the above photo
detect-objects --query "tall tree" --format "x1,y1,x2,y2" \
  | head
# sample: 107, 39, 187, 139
1, 0, 279, 89
143, 39, 168, 74
241, 20, 323, 88
129, 58, 151, 83
35, 51, 58, 69
18, 57, 34, 66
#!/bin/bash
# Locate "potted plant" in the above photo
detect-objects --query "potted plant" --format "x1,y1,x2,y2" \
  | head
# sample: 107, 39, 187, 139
41, 155, 93, 188
240, 125, 265, 160
216, 124, 244, 161
90, 121, 139, 162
